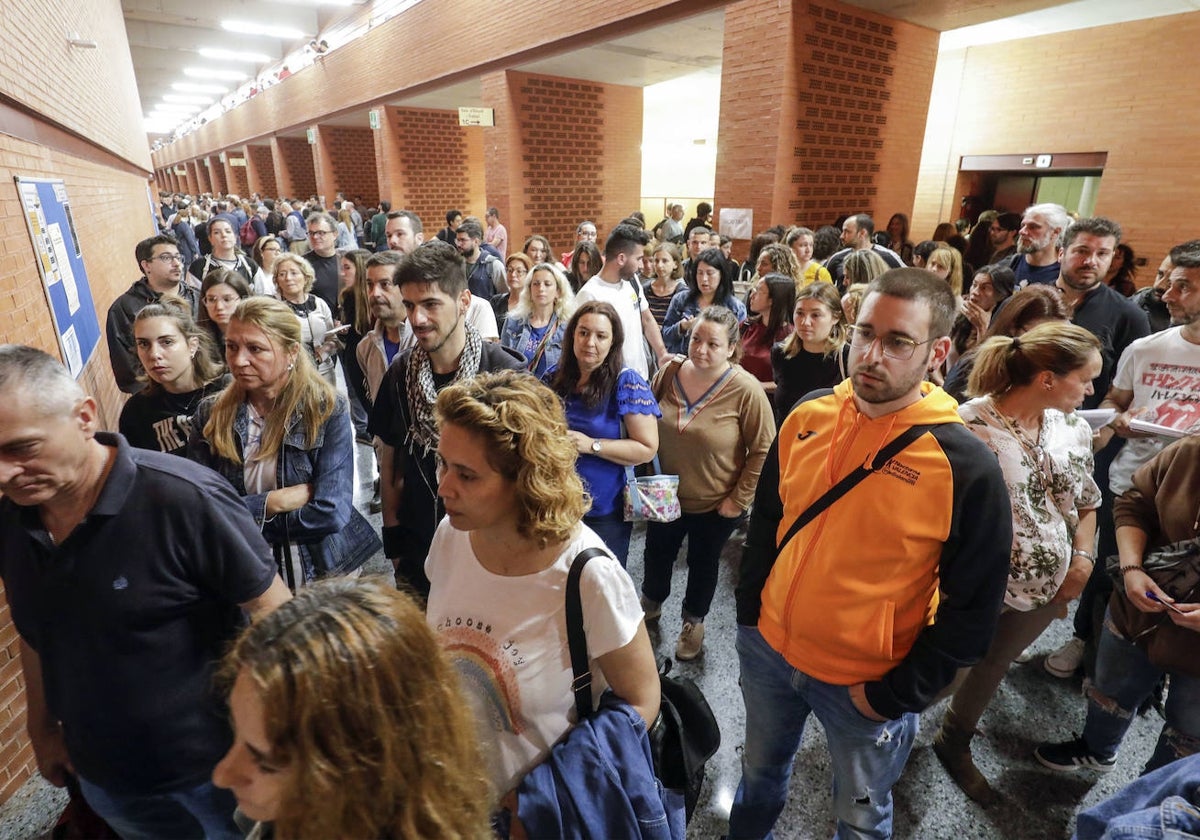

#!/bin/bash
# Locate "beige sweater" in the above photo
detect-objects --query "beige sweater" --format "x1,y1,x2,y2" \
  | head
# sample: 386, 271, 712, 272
652, 360, 776, 514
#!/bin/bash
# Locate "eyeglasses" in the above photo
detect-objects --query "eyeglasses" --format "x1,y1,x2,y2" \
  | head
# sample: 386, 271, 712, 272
204, 294, 240, 306
308, 229, 333, 238
846, 324, 936, 361
152, 253, 184, 264
262, 245, 282, 253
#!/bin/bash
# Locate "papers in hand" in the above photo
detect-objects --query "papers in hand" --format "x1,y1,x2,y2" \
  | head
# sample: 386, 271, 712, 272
1128, 401, 1200, 439
1077, 408, 1117, 432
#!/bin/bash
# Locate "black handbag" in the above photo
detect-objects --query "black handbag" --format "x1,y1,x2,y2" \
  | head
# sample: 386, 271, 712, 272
566, 549, 721, 823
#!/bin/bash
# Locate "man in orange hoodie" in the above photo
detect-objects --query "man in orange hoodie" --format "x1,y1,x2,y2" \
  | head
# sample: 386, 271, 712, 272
728, 269, 1012, 839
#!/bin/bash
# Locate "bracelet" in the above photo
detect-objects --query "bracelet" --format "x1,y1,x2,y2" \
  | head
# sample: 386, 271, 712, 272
1119, 565, 1144, 576
1072, 549, 1095, 562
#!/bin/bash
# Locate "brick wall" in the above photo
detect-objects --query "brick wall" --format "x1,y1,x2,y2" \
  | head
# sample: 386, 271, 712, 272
272, 136, 318, 199
207, 155, 227, 196
225, 154, 250, 197
244, 145, 278, 198
912, 10, 1200, 270
386, 108, 481, 231
316, 126, 379, 206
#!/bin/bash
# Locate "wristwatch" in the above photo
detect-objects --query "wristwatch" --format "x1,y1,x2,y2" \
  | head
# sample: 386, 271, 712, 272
590, 439, 602, 454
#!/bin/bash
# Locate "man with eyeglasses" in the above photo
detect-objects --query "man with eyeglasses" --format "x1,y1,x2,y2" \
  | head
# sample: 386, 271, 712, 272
988, 212, 1022, 263
730, 269, 1011, 839
105, 234, 201, 394
301, 211, 341, 311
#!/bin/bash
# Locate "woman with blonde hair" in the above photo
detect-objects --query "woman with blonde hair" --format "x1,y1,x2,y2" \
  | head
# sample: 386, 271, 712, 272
120, 295, 227, 457
424, 370, 660, 802
273, 253, 340, 385
784, 227, 832, 286
842, 249, 890, 289
933, 322, 1102, 804
500, 261, 575, 376
188, 297, 378, 589
771, 281, 848, 426
214, 577, 492, 840
927, 245, 965, 297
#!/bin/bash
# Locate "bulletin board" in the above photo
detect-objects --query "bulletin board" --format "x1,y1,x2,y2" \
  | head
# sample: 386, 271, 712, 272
14, 177, 99, 378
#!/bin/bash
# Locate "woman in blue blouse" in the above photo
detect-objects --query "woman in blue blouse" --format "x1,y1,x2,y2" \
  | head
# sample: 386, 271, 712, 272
544, 300, 660, 567
661, 248, 747, 355
501, 261, 574, 377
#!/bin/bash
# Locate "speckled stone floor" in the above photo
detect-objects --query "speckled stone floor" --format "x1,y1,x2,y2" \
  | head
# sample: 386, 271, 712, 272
0, 443, 1166, 839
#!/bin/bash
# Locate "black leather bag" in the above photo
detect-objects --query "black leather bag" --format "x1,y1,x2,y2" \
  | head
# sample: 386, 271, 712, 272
566, 549, 721, 824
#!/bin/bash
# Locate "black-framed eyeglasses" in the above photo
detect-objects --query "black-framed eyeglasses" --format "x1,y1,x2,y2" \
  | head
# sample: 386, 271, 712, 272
846, 324, 935, 361
152, 253, 184, 264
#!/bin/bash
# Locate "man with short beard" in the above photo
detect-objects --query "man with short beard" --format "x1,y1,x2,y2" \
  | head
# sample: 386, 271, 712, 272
988, 212, 1022, 262
1008, 202, 1070, 287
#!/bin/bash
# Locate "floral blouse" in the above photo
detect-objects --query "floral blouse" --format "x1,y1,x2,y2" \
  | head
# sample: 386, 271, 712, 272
959, 397, 1101, 610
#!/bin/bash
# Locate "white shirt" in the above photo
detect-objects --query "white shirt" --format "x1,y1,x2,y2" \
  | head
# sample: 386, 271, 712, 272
467, 294, 499, 341
575, 275, 650, 377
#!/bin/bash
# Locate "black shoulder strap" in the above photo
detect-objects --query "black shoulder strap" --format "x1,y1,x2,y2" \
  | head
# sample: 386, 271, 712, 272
566, 546, 615, 723
776, 422, 945, 556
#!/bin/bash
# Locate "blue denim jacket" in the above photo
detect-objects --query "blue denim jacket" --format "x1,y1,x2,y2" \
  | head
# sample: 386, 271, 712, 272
660, 292, 747, 355
189, 393, 377, 579
1075, 753, 1200, 839
501, 314, 566, 377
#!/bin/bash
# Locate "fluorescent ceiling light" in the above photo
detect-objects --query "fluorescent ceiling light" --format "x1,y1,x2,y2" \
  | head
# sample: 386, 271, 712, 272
199, 47, 273, 63
172, 82, 229, 94
154, 103, 201, 113
184, 66, 248, 81
162, 94, 213, 105
220, 20, 307, 39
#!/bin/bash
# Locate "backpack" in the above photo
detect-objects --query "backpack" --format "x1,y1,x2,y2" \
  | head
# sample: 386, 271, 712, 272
239, 218, 258, 247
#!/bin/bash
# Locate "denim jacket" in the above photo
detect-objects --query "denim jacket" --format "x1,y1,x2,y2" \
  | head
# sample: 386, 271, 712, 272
501, 314, 566, 377
188, 393, 378, 579
1075, 753, 1200, 839
660, 292, 747, 355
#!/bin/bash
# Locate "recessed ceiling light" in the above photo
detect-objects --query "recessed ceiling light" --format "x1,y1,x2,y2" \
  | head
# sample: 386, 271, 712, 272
162, 94, 213, 105
154, 102, 201, 113
183, 66, 248, 81
199, 47, 273, 63
220, 20, 307, 39
172, 82, 229, 94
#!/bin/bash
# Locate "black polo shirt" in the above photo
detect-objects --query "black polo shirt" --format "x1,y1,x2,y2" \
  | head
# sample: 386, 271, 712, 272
1069, 282, 1151, 409
0, 433, 276, 795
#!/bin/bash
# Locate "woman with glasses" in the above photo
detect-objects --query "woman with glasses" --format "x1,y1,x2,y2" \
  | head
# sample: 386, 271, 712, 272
251, 235, 283, 296
493, 252, 532, 332
198, 268, 252, 364
500, 262, 574, 377
120, 295, 228, 457
932, 322, 1103, 804
188, 215, 258, 289
273, 254, 340, 386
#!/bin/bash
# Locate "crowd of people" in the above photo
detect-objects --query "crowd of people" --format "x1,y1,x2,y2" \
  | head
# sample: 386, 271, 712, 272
0, 187, 1197, 840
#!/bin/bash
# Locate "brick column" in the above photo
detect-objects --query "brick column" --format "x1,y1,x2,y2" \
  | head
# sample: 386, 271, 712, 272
245, 144, 278, 198
312, 126, 336, 207
373, 105, 406, 209
207, 155, 227, 195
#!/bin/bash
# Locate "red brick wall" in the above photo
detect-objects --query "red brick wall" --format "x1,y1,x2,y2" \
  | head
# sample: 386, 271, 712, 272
244, 145, 278, 198
225, 154, 250, 197
207, 155, 228, 195
272, 136, 318, 199
317, 126, 379, 206
387, 108, 481, 232
913, 10, 1200, 270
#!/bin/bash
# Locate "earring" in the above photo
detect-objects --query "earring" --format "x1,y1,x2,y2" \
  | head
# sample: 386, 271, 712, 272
287, 363, 294, 371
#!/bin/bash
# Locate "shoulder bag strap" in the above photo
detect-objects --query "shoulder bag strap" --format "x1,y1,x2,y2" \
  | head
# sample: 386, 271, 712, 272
525, 315, 558, 372
651, 357, 683, 402
566, 546, 616, 722
776, 422, 944, 555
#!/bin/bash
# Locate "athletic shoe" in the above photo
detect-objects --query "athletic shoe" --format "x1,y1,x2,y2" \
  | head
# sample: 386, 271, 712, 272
1035, 737, 1116, 772
675, 622, 705, 661
1044, 637, 1085, 678
640, 595, 662, 622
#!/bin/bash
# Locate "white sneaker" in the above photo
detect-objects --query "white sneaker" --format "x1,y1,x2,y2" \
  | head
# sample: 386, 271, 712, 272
1014, 645, 1036, 664
675, 622, 705, 661
1044, 637, 1085, 678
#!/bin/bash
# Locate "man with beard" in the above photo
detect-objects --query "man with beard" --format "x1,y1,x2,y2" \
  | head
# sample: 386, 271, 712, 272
988, 212, 1022, 263
367, 241, 523, 595
1008, 202, 1071, 287
729, 269, 1011, 839
455, 216, 506, 299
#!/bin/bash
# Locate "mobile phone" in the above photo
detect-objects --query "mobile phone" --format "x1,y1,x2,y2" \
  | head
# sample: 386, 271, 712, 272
1146, 591, 1187, 614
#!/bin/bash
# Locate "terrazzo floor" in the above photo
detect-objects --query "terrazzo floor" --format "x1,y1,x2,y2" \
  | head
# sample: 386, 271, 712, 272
0, 441, 1166, 839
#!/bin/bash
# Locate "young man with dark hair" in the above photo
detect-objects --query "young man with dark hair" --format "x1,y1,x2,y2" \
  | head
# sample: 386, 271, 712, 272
455, 216, 506, 298
574, 224, 669, 378
436, 208, 461, 245
367, 241, 523, 595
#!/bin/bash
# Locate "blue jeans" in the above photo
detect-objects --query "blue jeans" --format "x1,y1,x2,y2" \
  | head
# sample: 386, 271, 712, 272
1081, 609, 1200, 773
1074, 753, 1200, 839
728, 626, 919, 840
641, 510, 741, 620
585, 509, 632, 568
77, 775, 241, 840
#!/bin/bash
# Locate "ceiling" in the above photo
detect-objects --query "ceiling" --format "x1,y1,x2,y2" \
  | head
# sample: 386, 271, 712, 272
127, 0, 1200, 142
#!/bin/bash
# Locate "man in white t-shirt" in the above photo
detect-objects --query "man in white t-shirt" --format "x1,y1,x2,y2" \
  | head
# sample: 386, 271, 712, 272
574, 224, 669, 378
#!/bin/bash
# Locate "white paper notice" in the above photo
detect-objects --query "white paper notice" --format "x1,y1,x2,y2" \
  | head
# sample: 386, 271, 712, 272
62, 325, 83, 377
48, 224, 80, 314
719, 209, 754, 240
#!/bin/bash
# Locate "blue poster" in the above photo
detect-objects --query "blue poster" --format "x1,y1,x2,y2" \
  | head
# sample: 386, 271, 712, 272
14, 177, 99, 379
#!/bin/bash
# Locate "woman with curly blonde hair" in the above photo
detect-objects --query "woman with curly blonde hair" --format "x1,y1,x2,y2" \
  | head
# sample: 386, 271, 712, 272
214, 577, 493, 840
424, 369, 659, 802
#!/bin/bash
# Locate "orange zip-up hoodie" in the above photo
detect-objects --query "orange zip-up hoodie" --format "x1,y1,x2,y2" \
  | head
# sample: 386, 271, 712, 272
735, 380, 1012, 719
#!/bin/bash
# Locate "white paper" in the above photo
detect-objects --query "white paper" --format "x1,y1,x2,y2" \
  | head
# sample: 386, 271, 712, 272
1077, 408, 1117, 432
61, 325, 82, 377
47, 224, 80, 314
718, 209, 754, 240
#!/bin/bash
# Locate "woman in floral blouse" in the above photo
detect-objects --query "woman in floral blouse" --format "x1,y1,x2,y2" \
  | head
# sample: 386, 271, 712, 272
932, 321, 1103, 804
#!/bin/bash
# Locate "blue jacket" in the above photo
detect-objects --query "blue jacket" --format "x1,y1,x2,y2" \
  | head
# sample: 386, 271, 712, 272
188, 393, 378, 580
660, 291, 747, 355
1074, 753, 1200, 839
516, 694, 683, 840
501, 313, 566, 377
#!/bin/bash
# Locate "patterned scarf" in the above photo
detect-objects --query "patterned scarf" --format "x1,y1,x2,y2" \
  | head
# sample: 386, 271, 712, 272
405, 323, 483, 455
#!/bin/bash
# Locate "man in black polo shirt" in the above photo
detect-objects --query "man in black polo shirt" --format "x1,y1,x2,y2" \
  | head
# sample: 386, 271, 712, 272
368, 241, 524, 596
301, 210, 341, 311
0, 346, 291, 839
